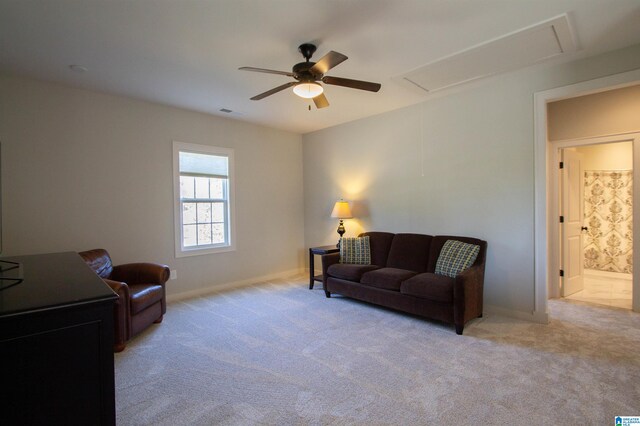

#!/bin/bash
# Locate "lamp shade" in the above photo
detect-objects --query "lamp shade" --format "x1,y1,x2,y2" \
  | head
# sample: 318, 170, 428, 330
293, 82, 323, 99
331, 200, 353, 219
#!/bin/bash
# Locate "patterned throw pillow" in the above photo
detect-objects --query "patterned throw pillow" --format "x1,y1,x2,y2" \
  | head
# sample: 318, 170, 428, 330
340, 236, 371, 265
435, 240, 480, 278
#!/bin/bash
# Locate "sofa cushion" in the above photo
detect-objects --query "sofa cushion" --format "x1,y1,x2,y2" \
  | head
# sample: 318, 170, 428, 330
360, 232, 395, 267
435, 240, 480, 278
340, 236, 371, 265
327, 263, 380, 281
386, 233, 433, 272
400, 273, 455, 303
360, 268, 417, 291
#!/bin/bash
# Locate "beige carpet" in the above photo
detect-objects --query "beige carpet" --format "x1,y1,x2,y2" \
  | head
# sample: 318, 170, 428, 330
115, 277, 640, 425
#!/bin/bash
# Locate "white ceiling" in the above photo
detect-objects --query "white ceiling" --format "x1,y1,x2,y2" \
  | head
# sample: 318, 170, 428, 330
1, 0, 640, 134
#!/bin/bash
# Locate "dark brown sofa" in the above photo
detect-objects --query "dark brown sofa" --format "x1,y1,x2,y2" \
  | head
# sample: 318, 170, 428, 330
321, 232, 487, 334
79, 248, 170, 352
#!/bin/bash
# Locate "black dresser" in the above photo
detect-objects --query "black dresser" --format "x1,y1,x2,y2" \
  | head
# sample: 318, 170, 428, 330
0, 252, 117, 425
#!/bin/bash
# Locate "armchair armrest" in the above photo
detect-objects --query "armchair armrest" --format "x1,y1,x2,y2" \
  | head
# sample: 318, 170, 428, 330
321, 252, 340, 287
111, 263, 170, 285
103, 278, 131, 347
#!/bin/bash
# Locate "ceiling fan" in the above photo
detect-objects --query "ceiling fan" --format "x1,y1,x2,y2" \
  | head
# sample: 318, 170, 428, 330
239, 43, 381, 109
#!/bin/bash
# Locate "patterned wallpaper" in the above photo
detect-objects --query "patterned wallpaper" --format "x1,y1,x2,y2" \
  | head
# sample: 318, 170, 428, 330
584, 170, 633, 273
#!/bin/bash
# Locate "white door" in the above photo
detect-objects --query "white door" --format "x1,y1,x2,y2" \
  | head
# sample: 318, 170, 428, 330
561, 149, 585, 297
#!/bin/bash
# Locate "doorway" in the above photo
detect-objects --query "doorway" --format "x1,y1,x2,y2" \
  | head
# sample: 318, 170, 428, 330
547, 133, 640, 312
534, 69, 640, 321
559, 141, 633, 309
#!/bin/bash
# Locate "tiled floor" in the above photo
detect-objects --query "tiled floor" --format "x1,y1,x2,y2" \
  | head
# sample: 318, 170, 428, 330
564, 270, 633, 309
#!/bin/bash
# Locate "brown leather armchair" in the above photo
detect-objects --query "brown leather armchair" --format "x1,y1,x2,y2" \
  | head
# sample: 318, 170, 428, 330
79, 249, 170, 352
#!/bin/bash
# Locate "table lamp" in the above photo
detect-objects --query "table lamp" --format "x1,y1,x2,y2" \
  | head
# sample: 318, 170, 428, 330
331, 200, 353, 246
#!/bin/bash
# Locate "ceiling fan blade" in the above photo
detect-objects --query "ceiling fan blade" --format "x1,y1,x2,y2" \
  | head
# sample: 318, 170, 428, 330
239, 66, 294, 77
313, 93, 329, 109
250, 82, 297, 100
322, 76, 381, 92
309, 51, 348, 76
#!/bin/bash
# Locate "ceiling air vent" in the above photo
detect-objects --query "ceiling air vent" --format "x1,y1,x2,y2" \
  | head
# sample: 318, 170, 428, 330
395, 14, 577, 94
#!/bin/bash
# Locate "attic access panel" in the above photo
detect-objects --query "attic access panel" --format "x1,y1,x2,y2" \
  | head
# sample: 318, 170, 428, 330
396, 14, 577, 93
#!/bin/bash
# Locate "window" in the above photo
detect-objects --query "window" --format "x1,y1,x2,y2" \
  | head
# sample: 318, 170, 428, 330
173, 142, 234, 257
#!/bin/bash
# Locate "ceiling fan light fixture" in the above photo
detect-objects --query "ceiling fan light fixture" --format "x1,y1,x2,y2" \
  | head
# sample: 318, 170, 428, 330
241, 43, 380, 107
293, 82, 323, 99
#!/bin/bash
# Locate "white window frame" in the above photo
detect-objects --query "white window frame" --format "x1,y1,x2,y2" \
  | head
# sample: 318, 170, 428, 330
173, 141, 235, 258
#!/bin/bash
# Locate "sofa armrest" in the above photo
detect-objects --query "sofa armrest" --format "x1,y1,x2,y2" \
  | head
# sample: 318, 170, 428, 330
453, 264, 485, 328
111, 263, 170, 285
321, 252, 340, 287
103, 278, 131, 345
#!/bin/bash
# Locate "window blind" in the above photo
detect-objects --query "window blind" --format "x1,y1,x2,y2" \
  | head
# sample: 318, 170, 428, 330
179, 152, 228, 178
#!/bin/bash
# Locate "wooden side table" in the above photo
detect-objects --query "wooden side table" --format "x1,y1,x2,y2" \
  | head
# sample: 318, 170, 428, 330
309, 245, 340, 289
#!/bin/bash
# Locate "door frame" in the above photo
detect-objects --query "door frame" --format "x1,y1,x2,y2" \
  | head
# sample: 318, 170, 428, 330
550, 135, 637, 300
534, 69, 640, 320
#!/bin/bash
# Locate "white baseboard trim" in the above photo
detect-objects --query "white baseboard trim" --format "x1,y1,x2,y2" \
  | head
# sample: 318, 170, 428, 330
166, 268, 303, 303
484, 304, 549, 324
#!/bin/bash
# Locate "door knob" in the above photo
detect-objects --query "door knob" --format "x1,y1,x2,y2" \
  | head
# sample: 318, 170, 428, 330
581, 226, 588, 231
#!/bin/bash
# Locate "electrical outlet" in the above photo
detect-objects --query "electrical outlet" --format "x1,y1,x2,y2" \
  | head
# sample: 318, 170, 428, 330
170, 269, 177, 280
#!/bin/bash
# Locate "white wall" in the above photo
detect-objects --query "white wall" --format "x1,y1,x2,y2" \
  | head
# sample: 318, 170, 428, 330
548, 84, 640, 141
575, 142, 633, 170
303, 43, 640, 316
0, 74, 304, 298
